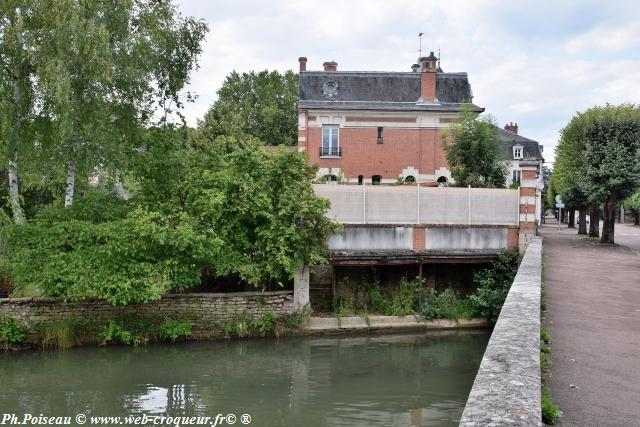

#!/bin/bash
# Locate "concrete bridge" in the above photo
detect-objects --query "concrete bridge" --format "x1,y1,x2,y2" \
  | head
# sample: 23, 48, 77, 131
294, 180, 539, 310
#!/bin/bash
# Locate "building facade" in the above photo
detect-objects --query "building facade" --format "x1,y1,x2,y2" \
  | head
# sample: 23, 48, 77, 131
297, 55, 544, 229
297, 53, 482, 185
497, 122, 545, 224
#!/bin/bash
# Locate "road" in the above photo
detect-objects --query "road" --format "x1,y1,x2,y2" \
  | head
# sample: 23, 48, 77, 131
540, 221, 640, 427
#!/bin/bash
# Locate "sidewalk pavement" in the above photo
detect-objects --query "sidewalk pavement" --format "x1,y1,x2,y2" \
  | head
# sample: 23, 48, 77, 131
540, 221, 640, 426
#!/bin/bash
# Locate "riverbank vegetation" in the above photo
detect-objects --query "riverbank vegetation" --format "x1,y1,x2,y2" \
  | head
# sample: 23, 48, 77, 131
332, 251, 521, 322
0, 1, 337, 304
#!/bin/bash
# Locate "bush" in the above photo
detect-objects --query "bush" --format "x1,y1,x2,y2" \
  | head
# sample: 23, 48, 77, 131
0, 315, 27, 345
468, 251, 521, 322
386, 279, 422, 316
3, 197, 210, 305
160, 319, 192, 342
420, 288, 475, 320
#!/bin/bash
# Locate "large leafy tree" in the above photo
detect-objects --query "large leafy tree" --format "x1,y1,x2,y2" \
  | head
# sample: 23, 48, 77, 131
5, 127, 337, 303
579, 105, 640, 243
199, 70, 298, 145
555, 105, 640, 243
34, 0, 207, 207
442, 105, 507, 188
551, 117, 592, 234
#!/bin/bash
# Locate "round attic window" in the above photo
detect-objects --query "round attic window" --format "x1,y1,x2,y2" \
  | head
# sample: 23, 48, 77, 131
322, 81, 338, 99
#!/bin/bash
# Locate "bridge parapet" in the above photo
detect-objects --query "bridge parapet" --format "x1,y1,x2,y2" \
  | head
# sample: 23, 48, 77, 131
314, 184, 520, 226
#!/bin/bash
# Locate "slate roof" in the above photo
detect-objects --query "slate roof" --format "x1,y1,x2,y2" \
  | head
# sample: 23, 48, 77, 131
496, 128, 544, 162
299, 71, 482, 112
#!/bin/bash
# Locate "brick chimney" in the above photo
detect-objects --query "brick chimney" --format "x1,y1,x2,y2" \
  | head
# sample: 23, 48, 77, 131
298, 57, 307, 72
419, 51, 438, 102
323, 61, 337, 72
505, 122, 518, 134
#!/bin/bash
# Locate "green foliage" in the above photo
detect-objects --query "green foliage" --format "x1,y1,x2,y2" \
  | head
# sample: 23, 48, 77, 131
199, 70, 298, 145
40, 318, 83, 349
624, 190, 640, 225
160, 319, 192, 342
335, 278, 475, 320
100, 320, 137, 346
442, 104, 508, 188
554, 104, 640, 241
420, 288, 476, 320
221, 311, 306, 339
0, 315, 27, 345
3, 195, 209, 304
249, 311, 275, 335
387, 279, 422, 316
468, 251, 521, 322
542, 386, 563, 424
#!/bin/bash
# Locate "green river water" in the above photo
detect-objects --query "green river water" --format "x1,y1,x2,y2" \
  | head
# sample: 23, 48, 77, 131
0, 330, 489, 426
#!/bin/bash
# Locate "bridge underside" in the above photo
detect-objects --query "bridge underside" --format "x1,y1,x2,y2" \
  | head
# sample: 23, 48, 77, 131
330, 250, 500, 266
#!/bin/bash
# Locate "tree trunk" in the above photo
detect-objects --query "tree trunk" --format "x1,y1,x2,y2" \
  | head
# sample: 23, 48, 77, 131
8, 22, 26, 225
64, 158, 76, 207
589, 202, 599, 237
568, 209, 575, 228
64, 128, 77, 207
578, 208, 587, 235
635, 212, 640, 226
601, 194, 617, 244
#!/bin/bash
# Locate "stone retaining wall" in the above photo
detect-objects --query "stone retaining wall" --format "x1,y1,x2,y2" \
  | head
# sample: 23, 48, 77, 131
0, 291, 294, 337
459, 237, 542, 426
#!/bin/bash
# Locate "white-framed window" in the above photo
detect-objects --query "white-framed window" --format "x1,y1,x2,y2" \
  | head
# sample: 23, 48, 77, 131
321, 125, 340, 157
513, 145, 523, 159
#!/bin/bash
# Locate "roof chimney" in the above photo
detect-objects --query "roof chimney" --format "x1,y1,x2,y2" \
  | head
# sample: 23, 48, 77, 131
419, 51, 438, 102
323, 61, 337, 72
411, 63, 420, 72
505, 122, 518, 134
298, 57, 307, 72
419, 51, 438, 72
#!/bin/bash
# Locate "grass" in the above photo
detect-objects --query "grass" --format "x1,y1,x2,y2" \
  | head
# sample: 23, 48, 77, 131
41, 318, 83, 349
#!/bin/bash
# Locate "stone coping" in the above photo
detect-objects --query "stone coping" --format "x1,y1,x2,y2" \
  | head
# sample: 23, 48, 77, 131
0, 290, 293, 304
336, 224, 519, 229
305, 315, 491, 333
459, 237, 542, 426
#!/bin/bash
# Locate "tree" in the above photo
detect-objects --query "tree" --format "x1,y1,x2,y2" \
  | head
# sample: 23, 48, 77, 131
0, 1, 36, 224
199, 70, 298, 145
624, 190, 640, 226
34, 0, 207, 207
551, 118, 592, 235
442, 105, 507, 188
578, 105, 640, 243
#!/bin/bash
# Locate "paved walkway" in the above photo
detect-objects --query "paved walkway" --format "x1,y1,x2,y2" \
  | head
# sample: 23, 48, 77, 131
540, 221, 640, 426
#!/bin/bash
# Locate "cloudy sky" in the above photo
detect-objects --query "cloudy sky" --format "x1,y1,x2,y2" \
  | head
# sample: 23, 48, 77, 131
176, 0, 640, 163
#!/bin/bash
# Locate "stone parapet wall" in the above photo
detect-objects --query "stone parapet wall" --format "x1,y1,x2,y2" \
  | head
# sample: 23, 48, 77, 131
460, 237, 542, 426
0, 291, 294, 335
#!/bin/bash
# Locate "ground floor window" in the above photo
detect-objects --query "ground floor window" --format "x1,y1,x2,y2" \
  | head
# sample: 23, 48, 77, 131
372, 175, 382, 185
512, 170, 521, 184
437, 176, 448, 186
404, 175, 416, 184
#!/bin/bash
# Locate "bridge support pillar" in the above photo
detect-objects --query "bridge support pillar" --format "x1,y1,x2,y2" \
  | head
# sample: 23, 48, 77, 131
293, 264, 310, 311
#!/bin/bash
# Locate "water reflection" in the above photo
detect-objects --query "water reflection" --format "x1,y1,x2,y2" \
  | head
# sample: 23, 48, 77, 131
0, 330, 489, 426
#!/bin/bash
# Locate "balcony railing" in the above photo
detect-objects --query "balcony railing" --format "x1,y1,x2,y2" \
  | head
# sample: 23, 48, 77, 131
320, 146, 341, 157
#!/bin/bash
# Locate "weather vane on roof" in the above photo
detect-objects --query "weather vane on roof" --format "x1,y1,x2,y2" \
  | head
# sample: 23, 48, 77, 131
418, 32, 424, 57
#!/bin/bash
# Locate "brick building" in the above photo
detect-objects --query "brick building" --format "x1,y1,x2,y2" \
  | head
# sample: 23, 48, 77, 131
297, 54, 544, 225
297, 53, 482, 185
